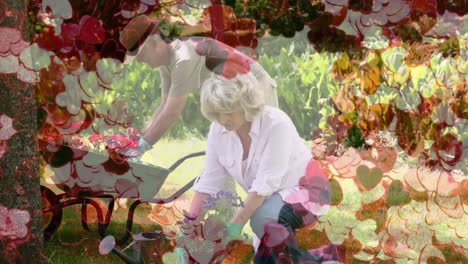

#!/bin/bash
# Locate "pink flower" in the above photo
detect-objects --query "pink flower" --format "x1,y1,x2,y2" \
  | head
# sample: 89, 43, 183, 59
0, 206, 30, 240
105, 132, 135, 149
89, 132, 103, 144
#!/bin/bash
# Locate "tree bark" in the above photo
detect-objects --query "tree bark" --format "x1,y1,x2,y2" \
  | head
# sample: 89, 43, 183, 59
0, 0, 46, 263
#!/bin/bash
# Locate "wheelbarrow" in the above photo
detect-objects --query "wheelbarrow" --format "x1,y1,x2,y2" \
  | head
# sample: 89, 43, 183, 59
40, 141, 205, 245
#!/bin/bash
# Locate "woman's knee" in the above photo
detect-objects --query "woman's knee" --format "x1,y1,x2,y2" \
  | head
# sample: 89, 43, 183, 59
249, 195, 284, 238
250, 209, 273, 238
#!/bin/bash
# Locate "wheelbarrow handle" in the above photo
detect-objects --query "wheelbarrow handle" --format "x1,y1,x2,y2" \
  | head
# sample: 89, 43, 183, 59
114, 151, 205, 245
146, 178, 196, 204
167, 151, 205, 172
116, 178, 197, 245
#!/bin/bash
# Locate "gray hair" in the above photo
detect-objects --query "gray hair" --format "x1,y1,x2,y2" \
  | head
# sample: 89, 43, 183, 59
200, 73, 265, 122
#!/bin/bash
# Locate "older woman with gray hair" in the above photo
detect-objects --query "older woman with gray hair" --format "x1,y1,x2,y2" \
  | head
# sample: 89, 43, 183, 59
185, 73, 333, 263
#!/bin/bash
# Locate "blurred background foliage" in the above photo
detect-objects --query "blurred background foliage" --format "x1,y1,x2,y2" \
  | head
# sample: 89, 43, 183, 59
111, 36, 333, 139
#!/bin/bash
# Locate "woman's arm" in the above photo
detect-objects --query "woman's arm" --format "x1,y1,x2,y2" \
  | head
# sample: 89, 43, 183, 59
230, 192, 266, 226
188, 191, 210, 219
190, 123, 229, 216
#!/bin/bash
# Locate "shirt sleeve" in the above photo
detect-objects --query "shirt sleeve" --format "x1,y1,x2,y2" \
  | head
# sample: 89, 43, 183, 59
248, 122, 294, 196
193, 123, 229, 194
167, 60, 197, 97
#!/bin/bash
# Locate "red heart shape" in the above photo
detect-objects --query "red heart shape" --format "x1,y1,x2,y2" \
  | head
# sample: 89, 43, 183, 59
79, 15, 106, 44
61, 23, 80, 45
35, 26, 64, 51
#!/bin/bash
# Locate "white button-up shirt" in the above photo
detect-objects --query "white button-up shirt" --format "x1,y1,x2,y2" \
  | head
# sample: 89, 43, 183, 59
193, 106, 312, 200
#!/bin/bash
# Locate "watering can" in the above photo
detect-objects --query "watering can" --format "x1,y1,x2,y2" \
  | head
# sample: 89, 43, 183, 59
99, 231, 166, 264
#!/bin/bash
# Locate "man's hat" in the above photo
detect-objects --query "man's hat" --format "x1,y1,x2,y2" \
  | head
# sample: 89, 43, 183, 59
120, 15, 158, 64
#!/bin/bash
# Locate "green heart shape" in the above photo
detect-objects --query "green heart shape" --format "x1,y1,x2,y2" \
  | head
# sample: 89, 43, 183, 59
357, 165, 383, 190
330, 178, 343, 205
386, 180, 411, 206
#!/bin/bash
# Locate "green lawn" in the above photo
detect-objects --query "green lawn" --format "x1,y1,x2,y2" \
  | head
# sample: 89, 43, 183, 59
44, 205, 150, 264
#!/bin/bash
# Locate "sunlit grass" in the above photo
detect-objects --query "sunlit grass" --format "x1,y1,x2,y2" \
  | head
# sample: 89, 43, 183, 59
141, 137, 207, 198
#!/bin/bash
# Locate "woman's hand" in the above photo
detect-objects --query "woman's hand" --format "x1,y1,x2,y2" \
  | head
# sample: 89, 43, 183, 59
223, 222, 244, 248
188, 192, 210, 219
222, 192, 265, 248
230, 192, 266, 225
226, 222, 243, 239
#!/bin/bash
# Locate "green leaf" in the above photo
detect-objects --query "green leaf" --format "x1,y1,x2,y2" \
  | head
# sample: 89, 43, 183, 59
344, 125, 365, 148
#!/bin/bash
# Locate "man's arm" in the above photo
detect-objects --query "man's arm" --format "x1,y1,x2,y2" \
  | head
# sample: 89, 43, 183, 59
142, 97, 166, 136
142, 95, 188, 145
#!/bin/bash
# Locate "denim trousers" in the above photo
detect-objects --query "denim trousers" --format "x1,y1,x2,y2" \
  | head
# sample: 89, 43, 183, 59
250, 194, 340, 263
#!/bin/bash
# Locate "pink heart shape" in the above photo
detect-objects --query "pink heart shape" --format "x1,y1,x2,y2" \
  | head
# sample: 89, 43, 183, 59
0, 28, 21, 54
263, 222, 289, 248
115, 179, 139, 198
75, 160, 103, 185
284, 189, 309, 204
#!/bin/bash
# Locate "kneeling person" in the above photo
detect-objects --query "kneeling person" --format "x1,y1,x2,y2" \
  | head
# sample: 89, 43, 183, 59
189, 73, 315, 263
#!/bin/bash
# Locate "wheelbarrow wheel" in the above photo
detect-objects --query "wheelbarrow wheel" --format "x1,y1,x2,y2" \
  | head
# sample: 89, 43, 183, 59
41, 186, 63, 241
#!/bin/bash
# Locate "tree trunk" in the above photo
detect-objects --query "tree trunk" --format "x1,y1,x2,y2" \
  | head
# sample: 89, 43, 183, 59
0, 0, 46, 263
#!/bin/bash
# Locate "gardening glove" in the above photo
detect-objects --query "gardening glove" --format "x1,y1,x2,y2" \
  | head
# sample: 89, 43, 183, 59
223, 222, 243, 247
124, 137, 153, 162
